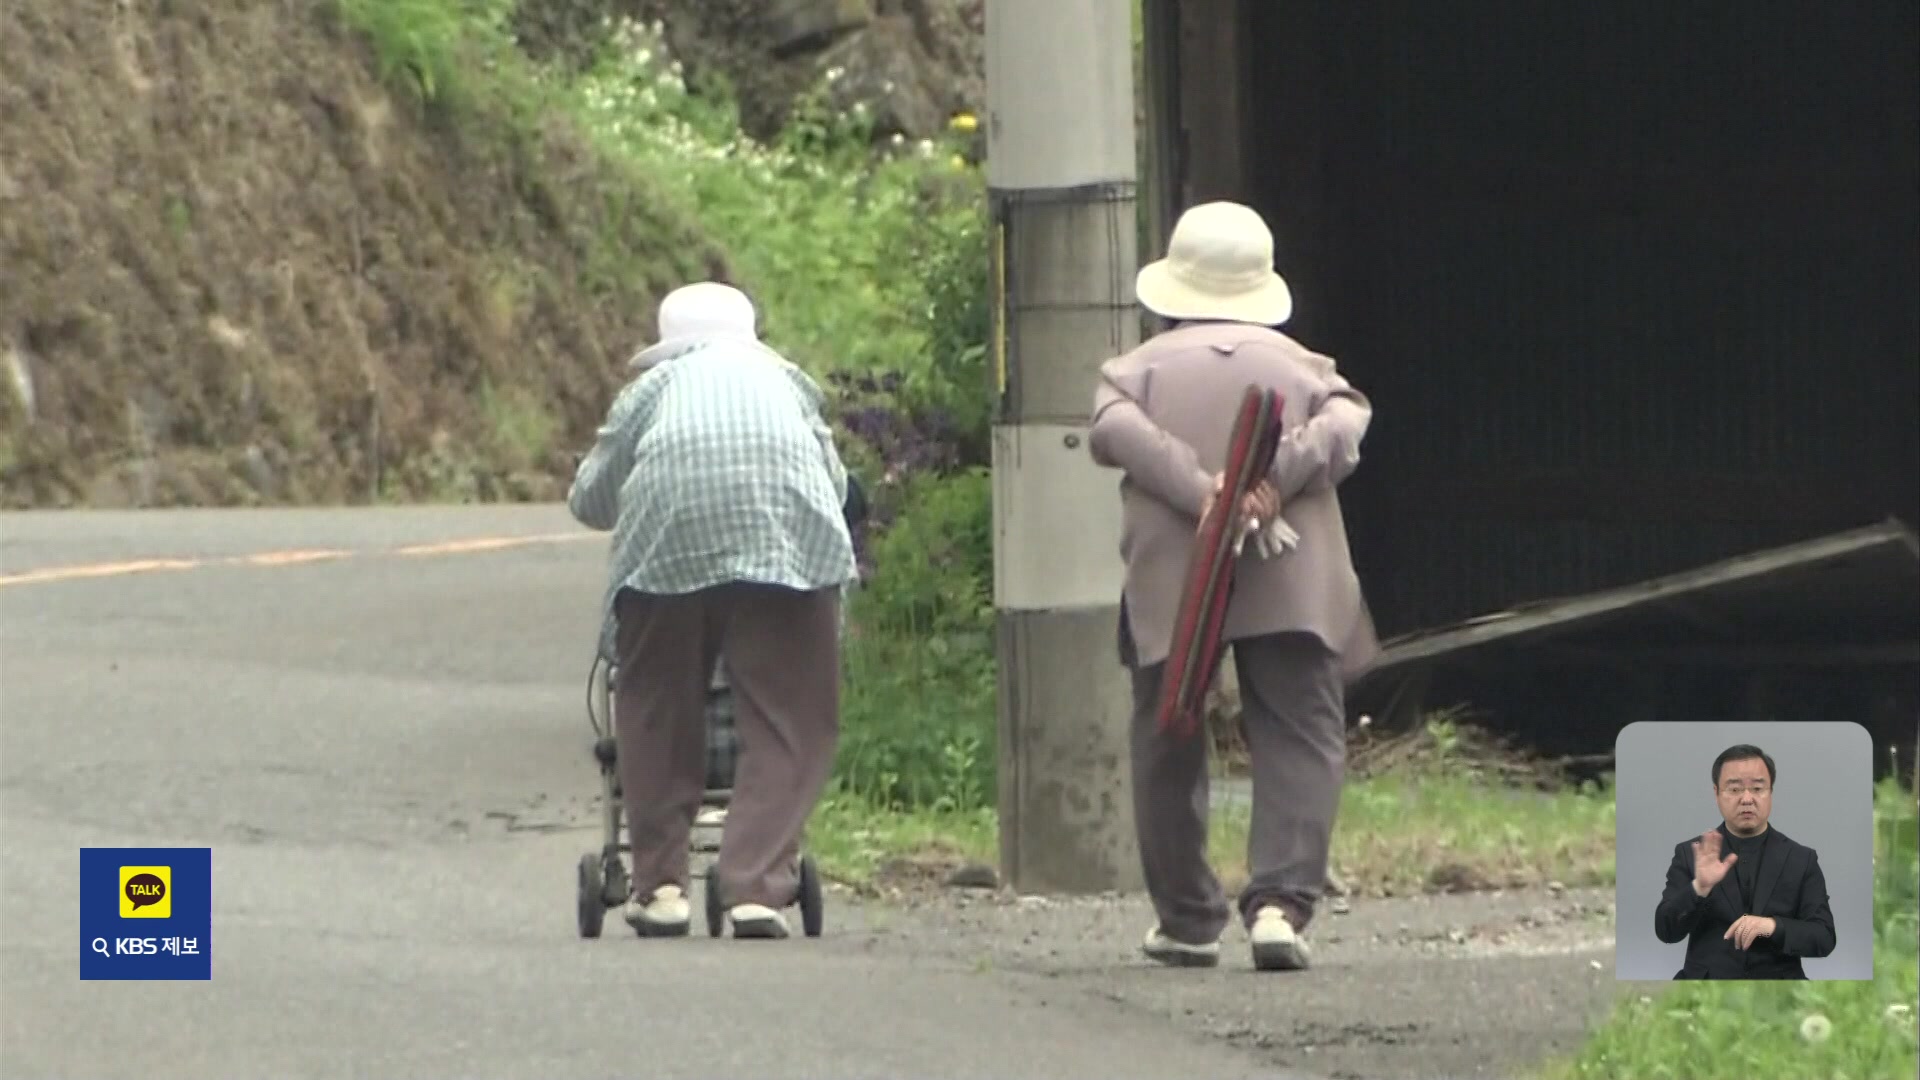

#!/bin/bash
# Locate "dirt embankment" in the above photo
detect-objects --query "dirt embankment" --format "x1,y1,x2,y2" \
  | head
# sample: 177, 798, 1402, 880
0, 0, 728, 509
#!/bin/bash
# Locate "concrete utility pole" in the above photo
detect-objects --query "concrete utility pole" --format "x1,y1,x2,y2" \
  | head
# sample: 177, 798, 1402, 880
984, 0, 1143, 894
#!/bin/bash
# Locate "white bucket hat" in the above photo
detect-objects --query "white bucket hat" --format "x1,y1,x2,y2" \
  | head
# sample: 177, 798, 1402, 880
629, 281, 763, 371
1135, 201, 1294, 327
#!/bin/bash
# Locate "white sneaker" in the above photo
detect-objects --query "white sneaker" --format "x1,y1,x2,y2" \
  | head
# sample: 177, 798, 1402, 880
623, 884, 691, 937
729, 903, 790, 940
1249, 906, 1310, 971
1141, 925, 1221, 968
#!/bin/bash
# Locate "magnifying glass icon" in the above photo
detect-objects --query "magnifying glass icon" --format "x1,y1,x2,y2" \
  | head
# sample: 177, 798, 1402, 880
90, 937, 109, 957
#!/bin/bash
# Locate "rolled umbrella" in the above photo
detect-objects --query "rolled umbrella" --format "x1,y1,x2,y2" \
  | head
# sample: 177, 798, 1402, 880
1155, 384, 1288, 739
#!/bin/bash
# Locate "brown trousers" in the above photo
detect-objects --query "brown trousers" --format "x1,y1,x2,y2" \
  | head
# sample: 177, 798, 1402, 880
613, 583, 840, 909
1126, 629, 1347, 946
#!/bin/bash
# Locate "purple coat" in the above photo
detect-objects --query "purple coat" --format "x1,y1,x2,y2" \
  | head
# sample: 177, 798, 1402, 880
1089, 321, 1379, 677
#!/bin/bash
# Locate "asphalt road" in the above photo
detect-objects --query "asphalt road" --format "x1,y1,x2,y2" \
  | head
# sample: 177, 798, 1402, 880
0, 507, 1620, 1080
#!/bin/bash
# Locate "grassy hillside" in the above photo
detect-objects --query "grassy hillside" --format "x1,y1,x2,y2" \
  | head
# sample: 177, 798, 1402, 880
0, 0, 997, 812
0, 0, 985, 512
0, 0, 743, 507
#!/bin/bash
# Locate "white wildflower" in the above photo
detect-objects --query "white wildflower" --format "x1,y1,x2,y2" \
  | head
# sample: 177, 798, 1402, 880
916, 138, 935, 158
1799, 1014, 1832, 1043
825, 66, 845, 84
1887, 1003, 1913, 1023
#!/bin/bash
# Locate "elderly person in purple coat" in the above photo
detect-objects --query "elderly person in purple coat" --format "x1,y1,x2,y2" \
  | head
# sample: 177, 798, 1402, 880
1090, 201, 1378, 972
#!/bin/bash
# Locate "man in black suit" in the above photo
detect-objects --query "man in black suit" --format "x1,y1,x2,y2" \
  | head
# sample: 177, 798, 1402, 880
1653, 743, 1837, 979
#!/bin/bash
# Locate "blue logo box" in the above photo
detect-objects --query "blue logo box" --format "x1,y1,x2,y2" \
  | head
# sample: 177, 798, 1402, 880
79, 847, 211, 981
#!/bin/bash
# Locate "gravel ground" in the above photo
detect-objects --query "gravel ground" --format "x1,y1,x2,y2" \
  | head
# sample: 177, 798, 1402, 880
841, 880, 1621, 1080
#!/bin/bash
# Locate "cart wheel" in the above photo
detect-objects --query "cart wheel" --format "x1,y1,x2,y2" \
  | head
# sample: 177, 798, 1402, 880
602, 855, 630, 908
798, 855, 824, 938
577, 852, 606, 939
704, 866, 725, 938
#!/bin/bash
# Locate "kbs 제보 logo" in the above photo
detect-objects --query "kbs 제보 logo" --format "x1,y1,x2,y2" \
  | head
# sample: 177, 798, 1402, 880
81, 847, 211, 980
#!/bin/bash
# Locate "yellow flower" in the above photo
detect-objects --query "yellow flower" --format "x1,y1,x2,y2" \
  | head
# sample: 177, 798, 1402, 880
949, 154, 967, 171
949, 112, 979, 133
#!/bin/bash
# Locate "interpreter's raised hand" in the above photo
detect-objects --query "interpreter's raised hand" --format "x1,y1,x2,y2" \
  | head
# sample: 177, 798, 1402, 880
1691, 830, 1736, 897
1724, 915, 1776, 950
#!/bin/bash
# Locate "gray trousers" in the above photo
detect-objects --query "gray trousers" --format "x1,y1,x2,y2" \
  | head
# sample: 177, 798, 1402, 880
613, 583, 840, 909
1127, 629, 1347, 946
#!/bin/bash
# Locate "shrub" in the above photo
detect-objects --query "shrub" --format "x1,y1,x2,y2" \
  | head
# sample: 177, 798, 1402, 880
836, 468, 996, 811
569, 20, 979, 382
334, 0, 519, 114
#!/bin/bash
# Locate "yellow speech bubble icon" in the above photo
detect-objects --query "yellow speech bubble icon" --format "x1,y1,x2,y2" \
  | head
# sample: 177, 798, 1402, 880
119, 866, 171, 919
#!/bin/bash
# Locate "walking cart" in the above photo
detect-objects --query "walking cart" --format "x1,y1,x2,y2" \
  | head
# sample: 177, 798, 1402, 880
571, 476, 865, 941
575, 654, 825, 939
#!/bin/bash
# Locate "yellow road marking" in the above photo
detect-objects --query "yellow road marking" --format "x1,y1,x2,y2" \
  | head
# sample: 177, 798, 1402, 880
0, 558, 202, 588
393, 533, 592, 557
233, 549, 353, 567
0, 532, 598, 589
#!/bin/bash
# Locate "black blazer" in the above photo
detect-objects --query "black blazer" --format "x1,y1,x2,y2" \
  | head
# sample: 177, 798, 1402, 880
1653, 823, 1837, 980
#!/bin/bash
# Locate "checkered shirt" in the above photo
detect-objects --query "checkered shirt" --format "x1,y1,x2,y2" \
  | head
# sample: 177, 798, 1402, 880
568, 341, 858, 661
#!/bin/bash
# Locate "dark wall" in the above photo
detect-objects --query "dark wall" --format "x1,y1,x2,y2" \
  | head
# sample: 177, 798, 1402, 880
1241, 1, 1920, 638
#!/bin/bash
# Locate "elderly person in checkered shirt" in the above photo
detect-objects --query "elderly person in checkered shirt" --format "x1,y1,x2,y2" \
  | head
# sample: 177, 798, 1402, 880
568, 281, 857, 941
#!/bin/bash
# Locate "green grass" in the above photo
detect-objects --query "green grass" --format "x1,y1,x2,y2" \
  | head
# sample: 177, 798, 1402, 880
333, 0, 519, 114
1539, 778, 1920, 1080
805, 786, 996, 889
1213, 768, 1617, 898
805, 726, 1620, 897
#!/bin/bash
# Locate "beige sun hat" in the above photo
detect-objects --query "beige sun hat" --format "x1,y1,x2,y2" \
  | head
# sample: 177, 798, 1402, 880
1135, 201, 1294, 327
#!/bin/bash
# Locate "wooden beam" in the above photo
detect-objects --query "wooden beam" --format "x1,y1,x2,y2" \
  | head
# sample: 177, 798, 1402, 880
1369, 520, 1919, 669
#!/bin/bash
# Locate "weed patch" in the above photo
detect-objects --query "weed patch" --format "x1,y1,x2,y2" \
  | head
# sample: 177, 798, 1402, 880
332, 0, 518, 115
806, 789, 997, 892
808, 713, 1622, 900
1212, 717, 1618, 898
